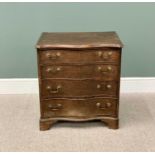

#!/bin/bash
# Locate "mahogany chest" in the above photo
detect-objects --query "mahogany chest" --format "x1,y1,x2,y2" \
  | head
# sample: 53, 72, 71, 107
36, 32, 123, 130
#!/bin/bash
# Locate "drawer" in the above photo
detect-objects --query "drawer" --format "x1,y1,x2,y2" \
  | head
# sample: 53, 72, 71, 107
39, 49, 120, 64
40, 64, 119, 80
41, 97, 117, 118
41, 79, 118, 98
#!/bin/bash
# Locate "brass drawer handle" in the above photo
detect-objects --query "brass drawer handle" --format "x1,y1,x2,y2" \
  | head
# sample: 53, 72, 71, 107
106, 102, 112, 107
48, 103, 62, 111
46, 52, 61, 59
97, 84, 112, 90
46, 67, 61, 73
96, 102, 106, 109
98, 66, 112, 74
106, 84, 112, 89
96, 102, 112, 109
46, 85, 62, 94
98, 51, 112, 60
97, 84, 101, 89
98, 51, 103, 57
108, 52, 112, 56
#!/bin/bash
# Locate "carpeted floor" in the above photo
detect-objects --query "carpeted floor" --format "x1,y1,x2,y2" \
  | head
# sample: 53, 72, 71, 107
0, 93, 155, 152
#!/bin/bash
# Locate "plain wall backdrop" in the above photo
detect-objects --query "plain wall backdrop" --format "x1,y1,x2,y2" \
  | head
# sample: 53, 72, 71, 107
0, 3, 155, 78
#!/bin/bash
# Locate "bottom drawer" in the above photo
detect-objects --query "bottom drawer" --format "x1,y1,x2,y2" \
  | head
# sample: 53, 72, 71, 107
41, 97, 118, 118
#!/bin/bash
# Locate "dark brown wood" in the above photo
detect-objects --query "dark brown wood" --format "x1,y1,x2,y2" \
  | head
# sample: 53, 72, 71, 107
36, 32, 123, 49
36, 32, 123, 130
101, 118, 119, 129
39, 49, 120, 64
41, 97, 118, 118
41, 79, 118, 98
40, 119, 57, 131
39, 117, 118, 130
41, 64, 119, 80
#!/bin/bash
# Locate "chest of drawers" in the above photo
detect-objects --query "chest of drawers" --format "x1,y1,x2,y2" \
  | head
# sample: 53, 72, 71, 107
36, 32, 123, 130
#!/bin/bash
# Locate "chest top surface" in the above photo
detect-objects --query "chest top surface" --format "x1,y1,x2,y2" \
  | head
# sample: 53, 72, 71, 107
36, 32, 123, 50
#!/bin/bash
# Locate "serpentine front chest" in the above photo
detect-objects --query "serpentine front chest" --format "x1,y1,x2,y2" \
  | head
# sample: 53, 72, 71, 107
36, 32, 123, 130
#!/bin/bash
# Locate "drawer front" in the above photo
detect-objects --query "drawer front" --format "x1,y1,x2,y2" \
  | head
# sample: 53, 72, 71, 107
41, 79, 118, 98
41, 64, 119, 80
41, 97, 117, 118
39, 49, 120, 64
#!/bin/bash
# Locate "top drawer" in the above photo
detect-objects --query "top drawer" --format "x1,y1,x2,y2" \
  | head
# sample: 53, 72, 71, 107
38, 49, 120, 64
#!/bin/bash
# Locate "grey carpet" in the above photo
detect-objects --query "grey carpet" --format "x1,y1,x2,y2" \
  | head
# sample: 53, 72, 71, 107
0, 93, 155, 152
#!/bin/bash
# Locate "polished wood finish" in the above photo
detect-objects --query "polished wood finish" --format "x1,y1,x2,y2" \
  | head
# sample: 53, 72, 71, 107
41, 79, 118, 98
41, 64, 119, 80
41, 97, 118, 118
36, 32, 123, 49
36, 32, 123, 130
39, 49, 120, 64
